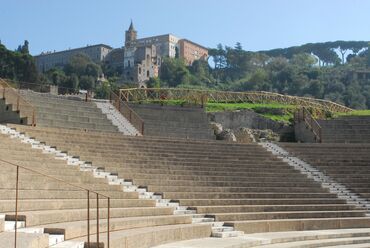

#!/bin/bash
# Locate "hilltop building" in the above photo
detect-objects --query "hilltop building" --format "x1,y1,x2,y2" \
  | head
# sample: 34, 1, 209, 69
34, 44, 112, 72
34, 21, 208, 86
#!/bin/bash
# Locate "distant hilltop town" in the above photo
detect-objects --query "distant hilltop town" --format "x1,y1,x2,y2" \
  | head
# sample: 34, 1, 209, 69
34, 21, 208, 87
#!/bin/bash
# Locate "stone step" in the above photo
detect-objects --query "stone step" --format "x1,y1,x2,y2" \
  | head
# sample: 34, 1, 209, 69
67, 223, 212, 248
41, 214, 192, 240
214, 210, 367, 222
231, 217, 370, 234
17, 207, 174, 227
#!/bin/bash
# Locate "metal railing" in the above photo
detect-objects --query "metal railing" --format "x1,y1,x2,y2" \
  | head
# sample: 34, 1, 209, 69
295, 107, 322, 143
0, 79, 36, 126
110, 90, 144, 135
0, 158, 110, 248
17, 82, 92, 102
120, 88, 353, 113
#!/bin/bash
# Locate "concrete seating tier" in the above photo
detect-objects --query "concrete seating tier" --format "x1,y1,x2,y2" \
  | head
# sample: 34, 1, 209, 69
280, 143, 370, 202
128, 103, 215, 140
318, 116, 370, 143
11, 125, 370, 236
0, 132, 211, 247
154, 228, 370, 248
20, 90, 119, 132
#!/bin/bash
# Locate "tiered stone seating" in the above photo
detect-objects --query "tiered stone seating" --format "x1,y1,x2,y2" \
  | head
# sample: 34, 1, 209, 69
280, 143, 370, 202
318, 116, 370, 143
12, 125, 370, 237
20, 90, 118, 132
128, 103, 215, 140
0, 130, 211, 247
155, 228, 370, 248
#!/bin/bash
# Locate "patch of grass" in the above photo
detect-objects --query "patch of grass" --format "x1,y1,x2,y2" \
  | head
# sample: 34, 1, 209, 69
260, 113, 293, 123
333, 109, 370, 117
206, 102, 296, 124
135, 99, 188, 106
134, 100, 296, 124
205, 102, 295, 112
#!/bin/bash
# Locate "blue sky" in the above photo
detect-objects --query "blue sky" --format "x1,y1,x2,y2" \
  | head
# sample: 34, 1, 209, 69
1, 0, 369, 55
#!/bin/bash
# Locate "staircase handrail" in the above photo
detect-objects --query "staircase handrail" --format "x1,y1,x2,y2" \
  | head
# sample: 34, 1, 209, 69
0, 158, 111, 248
295, 107, 322, 143
0, 79, 37, 126
109, 90, 144, 135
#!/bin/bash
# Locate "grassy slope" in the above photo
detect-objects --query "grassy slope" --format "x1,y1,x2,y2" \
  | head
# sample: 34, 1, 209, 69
136, 100, 295, 123
334, 110, 370, 117
134, 100, 370, 122
206, 102, 296, 123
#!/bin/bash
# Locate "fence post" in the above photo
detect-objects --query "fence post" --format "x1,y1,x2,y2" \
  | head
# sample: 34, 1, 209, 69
96, 193, 99, 246
16, 95, 20, 112
14, 166, 19, 248
107, 197, 110, 248
87, 191, 90, 248
31, 110, 35, 126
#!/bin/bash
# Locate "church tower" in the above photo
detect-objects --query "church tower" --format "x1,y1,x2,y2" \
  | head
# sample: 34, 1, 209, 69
125, 20, 137, 47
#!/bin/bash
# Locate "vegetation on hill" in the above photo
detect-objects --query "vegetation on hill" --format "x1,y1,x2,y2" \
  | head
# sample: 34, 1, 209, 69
2, 40, 370, 110
155, 41, 370, 109
0, 42, 38, 83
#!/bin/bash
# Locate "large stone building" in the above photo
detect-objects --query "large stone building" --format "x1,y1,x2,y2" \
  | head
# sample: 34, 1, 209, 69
34, 21, 208, 86
178, 39, 208, 65
118, 21, 208, 85
121, 22, 160, 86
34, 44, 112, 72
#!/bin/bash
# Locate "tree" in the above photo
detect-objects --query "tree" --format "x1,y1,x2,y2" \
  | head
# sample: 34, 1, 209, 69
291, 53, 317, 68
0, 43, 38, 83
21, 40, 29, 54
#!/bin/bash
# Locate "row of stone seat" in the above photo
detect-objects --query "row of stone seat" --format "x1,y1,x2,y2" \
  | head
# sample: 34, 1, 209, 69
128, 103, 215, 140
318, 116, 370, 143
12, 125, 370, 238
0, 130, 211, 247
19, 90, 119, 132
280, 143, 370, 200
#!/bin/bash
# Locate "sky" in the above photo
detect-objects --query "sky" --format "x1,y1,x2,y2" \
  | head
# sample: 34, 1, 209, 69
1, 0, 370, 56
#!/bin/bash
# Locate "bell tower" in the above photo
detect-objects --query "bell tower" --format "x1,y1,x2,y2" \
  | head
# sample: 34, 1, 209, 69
125, 20, 137, 47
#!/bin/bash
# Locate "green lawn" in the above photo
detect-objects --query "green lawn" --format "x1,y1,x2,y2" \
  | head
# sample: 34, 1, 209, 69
205, 102, 296, 112
206, 102, 296, 124
333, 109, 370, 117
135, 100, 296, 123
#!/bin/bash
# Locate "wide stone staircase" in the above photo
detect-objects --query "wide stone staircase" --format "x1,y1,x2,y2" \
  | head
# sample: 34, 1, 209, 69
128, 103, 215, 140
281, 142, 370, 204
318, 116, 370, 143
10, 125, 370, 240
20, 90, 119, 132
0, 125, 211, 247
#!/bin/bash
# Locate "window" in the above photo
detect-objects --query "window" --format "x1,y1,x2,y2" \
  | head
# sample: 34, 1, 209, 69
139, 68, 142, 74
147, 70, 150, 77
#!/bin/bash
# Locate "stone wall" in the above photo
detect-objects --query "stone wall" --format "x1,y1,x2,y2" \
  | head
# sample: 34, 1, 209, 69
0, 99, 23, 124
294, 122, 317, 143
207, 109, 294, 141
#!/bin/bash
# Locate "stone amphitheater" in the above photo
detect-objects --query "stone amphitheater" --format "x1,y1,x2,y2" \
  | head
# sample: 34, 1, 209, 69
0, 84, 370, 248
